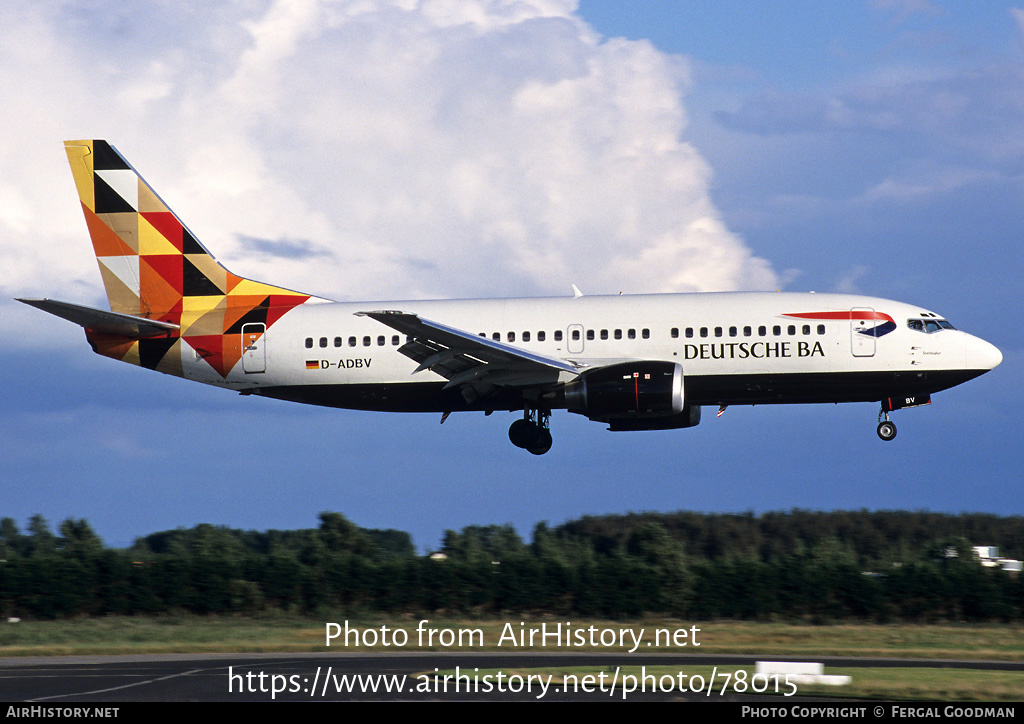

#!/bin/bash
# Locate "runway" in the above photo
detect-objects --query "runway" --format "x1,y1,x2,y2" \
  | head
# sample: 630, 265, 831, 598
3, 652, 1022, 702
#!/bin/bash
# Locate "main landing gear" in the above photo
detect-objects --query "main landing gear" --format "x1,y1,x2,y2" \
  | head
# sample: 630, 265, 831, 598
876, 408, 897, 441
509, 408, 553, 455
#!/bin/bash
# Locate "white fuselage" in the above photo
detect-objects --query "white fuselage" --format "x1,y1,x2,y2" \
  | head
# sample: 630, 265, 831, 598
192, 291, 1000, 415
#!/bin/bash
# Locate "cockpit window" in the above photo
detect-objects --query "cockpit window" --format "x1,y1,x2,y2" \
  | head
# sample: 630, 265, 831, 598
908, 318, 956, 333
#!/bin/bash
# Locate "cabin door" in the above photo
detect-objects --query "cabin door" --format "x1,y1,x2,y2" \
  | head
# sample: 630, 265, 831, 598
850, 308, 876, 358
242, 323, 267, 373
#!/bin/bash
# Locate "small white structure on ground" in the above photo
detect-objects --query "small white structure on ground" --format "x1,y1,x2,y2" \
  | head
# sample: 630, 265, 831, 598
973, 546, 1022, 572
755, 661, 851, 686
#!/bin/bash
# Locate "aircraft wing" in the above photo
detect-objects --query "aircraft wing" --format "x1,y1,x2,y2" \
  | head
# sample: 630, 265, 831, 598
356, 310, 581, 394
16, 298, 180, 338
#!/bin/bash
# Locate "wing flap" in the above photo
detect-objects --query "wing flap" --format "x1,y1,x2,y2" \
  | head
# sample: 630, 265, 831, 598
17, 298, 180, 338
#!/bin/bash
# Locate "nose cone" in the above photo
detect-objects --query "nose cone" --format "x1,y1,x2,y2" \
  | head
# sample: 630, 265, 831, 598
965, 334, 1002, 371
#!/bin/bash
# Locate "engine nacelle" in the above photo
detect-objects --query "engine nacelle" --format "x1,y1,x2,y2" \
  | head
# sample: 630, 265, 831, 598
606, 405, 701, 431
564, 361, 686, 422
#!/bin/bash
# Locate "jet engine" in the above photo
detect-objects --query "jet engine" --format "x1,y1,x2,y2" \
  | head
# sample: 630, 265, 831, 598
564, 361, 700, 430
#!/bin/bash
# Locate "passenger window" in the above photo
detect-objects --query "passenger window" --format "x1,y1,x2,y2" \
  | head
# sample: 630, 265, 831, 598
363, 336, 371, 346
729, 326, 737, 337
377, 336, 385, 346
492, 332, 500, 341
508, 332, 516, 342
627, 329, 636, 339
554, 330, 562, 341
671, 328, 679, 339
334, 337, 342, 347
523, 331, 530, 342
714, 327, 723, 338
817, 325, 825, 335
802, 325, 810, 335
305, 337, 313, 349
538, 331, 546, 342
700, 327, 708, 338
773, 325, 781, 336
642, 328, 650, 339
572, 330, 581, 341
319, 337, 328, 348
601, 329, 609, 340
349, 336, 357, 347
586, 330, 594, 341
685, 328, 694, 338
614, 329, 622, 340
787, 325, 796, 336
758, 326, 767, 337
392, 335, 400, 346
743, 326, 752, 337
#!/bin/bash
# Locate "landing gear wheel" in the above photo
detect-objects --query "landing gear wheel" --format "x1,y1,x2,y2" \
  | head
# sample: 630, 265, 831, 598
877, 420, 897, 441
527, 428, 552, 456
508, 419, 533, 449
510, 407, 553, 453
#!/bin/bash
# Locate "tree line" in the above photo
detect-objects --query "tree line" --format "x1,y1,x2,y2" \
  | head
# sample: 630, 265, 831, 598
1, 510, 1021, 621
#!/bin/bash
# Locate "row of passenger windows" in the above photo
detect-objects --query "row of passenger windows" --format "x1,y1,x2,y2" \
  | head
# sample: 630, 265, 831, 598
306, 335, 403, 349
480, 328, 651, 343
484, 330, 554, 343
671, 324, 826, 339
305, 323, 827, 349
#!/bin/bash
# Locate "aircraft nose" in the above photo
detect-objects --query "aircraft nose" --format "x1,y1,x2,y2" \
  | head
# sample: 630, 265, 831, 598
965, 334, 1002, 371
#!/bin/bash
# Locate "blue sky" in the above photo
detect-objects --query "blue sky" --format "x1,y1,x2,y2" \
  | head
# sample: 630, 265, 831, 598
1, 1, 1021, 550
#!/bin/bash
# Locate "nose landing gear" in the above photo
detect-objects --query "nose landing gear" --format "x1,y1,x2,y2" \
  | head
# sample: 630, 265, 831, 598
509, 408, 553, 455
875, 393, 931, 440
877, 409, 897, 441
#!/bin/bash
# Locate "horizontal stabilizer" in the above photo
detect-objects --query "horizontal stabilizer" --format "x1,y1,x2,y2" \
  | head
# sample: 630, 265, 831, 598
16, 298, 180, 338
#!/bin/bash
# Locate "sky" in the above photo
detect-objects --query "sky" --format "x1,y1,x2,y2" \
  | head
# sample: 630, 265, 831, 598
1, 0, 1021, 551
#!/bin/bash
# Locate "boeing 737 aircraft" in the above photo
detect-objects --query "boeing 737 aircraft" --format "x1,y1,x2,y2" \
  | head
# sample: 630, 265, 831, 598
19, 140, 1002, 454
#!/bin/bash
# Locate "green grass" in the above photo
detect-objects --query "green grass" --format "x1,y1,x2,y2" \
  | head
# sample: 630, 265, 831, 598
427, 665, 1024, 702
794, 667, 1024, 702
1, 616, 1023, 662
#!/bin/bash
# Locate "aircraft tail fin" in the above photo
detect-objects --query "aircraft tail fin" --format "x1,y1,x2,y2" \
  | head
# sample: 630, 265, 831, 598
64, 140, 316, 319
62, 140, 319, 377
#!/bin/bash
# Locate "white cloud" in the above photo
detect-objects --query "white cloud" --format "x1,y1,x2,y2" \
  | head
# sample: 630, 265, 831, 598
1012, 8, 1024, 38
0, 0, 776, 347
833, 265, 870, 294
871, 0, 942, 24
860, 167, 1002, 203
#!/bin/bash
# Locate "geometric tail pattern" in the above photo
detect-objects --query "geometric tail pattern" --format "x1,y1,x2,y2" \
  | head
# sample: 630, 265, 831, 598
65, 140, 315, 378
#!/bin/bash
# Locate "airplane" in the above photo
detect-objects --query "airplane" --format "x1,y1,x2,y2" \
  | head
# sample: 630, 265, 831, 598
18, 140, 1002, 454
